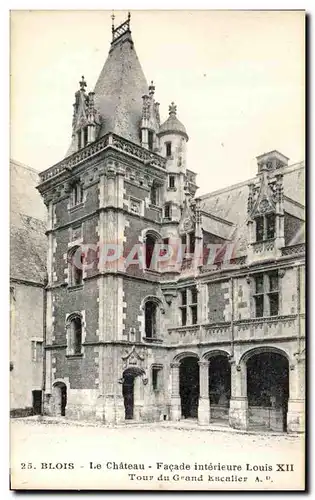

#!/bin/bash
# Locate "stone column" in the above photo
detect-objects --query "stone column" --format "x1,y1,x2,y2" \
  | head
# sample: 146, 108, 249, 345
287, 360, 305, 433
198, 360, 210, 425
229, 360, 248, 430
80, 129, 85, 149
133, 376, 144, 421
170, 362, 181, 421
247, 220, 254, 261
141, 128, 148, 149
197, 283, 208, 324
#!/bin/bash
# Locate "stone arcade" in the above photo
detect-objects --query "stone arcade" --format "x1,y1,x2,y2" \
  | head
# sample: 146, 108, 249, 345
36, 14, 305, 433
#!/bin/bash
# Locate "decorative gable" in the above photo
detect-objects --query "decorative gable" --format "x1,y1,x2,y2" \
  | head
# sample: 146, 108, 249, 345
141, 81, 160, 134
248, 167, 283, 219
72, 77, 101, 134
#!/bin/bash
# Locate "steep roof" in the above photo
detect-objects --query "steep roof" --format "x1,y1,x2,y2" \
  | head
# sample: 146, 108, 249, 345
200, 161, 305, 256
93, 19, 148, 144
10, 160, 47, 284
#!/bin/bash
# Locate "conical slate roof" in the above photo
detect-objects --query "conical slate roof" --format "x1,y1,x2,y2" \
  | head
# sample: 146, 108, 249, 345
158, 102, 188, 140
93, 21, 148, 144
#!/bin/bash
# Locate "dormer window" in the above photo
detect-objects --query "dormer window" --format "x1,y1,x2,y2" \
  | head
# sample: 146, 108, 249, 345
266, 214, 276, 239
83, 127, 88, 146
166, 142, 172, 158
77, 127, 88, 150
255, 214, 276, 241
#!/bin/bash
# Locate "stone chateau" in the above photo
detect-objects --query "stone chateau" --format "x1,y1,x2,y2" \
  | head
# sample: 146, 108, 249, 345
13, 14, 305, 432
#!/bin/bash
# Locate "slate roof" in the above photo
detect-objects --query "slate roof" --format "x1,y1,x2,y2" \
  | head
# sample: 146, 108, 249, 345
10, 160, 47, 284
200, 161, 305, 256
158, 113, 188, 140
93, 30, 148, 145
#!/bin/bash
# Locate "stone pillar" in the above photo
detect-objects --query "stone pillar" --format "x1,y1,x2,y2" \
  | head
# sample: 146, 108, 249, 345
287, 360, 305, 433
198, 283, 208, 324
105, 167, 116, 207
198, 360, 210, 425
247, 220, 254, 261
170, 362, 181, 421
133, 376, 144, 421
80, 129, 85, 149
229, 361, 248, 430
141, 128, 148, 149
186, 288, 192, 325
96, 346, 125, 425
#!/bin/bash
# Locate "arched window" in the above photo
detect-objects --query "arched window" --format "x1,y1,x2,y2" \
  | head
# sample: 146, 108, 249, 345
66, 314, 83, 355
145, 234, 156, 270
68, 246, 83, 286
145, 301, 157, 339
141, 295, 165, 343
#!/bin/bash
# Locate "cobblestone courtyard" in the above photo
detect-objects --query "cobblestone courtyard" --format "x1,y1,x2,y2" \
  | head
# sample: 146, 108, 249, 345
10, 418, 305, 491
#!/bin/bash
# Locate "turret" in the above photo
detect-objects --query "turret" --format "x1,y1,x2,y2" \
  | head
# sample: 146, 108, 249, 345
157, 102, 189, 222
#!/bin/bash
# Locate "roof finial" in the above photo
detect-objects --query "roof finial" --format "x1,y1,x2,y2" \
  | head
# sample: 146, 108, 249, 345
111, 12, 115, 34
149, 80, 155, 96
169, 102, 177, 116
127, 11, 131, 30
79, 75, 87, 91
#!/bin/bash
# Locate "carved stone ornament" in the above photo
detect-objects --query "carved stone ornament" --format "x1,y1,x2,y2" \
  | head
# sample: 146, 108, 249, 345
183, 218, 193, 232
259, 198, 271, 214
121, 345, 145, 369
162, 289, 177, 305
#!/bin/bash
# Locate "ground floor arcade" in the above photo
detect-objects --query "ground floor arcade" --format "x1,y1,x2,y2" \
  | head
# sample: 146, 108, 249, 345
170, 348, 304, 433
46, 346, 304, 434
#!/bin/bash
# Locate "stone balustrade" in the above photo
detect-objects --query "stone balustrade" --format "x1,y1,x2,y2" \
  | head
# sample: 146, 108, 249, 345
167, 315, 301, 345
234, 314, 298, 341
167, 322, 231, 345
39, 133, 166, 184
281, 244, 305, 256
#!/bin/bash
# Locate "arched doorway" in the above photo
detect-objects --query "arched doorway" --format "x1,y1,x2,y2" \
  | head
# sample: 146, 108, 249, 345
246, 351, 289, 431
122, 367, 144, 420
179, 357, 199, 419
208, 355, 231, 422
52, 382, 67, 416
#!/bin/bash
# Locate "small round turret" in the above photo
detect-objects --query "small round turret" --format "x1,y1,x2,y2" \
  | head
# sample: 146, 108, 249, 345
158, 102, 188, 141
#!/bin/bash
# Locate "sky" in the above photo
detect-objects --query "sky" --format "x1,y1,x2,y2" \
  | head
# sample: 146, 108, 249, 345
10, 10, 305, 194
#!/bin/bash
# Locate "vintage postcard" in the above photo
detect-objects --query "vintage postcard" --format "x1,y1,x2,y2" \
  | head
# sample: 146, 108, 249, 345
10, 9, 305, 491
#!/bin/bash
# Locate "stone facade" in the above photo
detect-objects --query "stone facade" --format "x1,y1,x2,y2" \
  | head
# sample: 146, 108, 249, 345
35, 15, 305, 433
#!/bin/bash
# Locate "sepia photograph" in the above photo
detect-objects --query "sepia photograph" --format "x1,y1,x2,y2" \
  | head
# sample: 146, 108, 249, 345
9, 9, 305, 491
